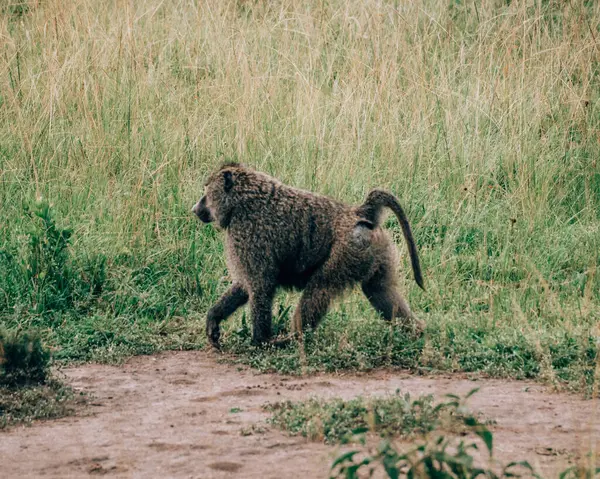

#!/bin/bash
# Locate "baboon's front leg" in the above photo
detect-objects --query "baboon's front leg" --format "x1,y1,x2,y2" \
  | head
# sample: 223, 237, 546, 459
206, 283, 249, 348
249, 287, 276, 346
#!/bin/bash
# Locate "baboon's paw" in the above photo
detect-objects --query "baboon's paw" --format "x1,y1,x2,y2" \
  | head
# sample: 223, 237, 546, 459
402, 317, 426, 338
250, 333, 274, 348
206, 321, 221, 349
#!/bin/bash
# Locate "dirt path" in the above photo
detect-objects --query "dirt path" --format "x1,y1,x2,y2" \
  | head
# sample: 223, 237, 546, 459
1, 351, 597, 478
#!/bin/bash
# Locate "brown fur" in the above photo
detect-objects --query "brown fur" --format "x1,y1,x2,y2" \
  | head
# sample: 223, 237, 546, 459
192, 163, 424, 348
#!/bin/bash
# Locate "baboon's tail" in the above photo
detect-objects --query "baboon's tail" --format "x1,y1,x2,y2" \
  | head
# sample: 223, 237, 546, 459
358, 189, 424, 290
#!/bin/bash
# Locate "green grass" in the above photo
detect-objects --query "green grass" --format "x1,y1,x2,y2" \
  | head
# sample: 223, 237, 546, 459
0, 329, 78, 429
265, 390, 465, 444
329, 392, 598, 479
0, 380, 78, 430
0, 0, 599, 391
328, 390, 533, 479
268, 389, 597, 479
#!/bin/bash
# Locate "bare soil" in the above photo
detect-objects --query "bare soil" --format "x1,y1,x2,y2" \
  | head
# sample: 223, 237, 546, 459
1, 351, 597, 478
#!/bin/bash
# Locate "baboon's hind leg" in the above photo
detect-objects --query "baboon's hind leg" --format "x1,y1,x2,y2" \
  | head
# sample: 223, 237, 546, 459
206, 283, 249, 348
361, 267, 413, 321
292, 266, 348, 333
362, 266, 425, 334
292, 286, 336, 333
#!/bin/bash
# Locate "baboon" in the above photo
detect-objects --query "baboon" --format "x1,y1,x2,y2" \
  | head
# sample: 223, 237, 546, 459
192, 162, 424, 348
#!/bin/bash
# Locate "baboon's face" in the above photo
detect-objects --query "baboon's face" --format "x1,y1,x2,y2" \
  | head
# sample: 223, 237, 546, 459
192, 168, 236, 228
191, 195, 214, 223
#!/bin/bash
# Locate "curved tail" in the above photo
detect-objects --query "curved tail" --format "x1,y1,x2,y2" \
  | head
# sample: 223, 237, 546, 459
357, 189, 424, 290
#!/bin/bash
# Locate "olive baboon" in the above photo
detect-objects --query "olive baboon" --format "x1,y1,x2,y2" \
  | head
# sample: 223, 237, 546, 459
192, 163, 424, 348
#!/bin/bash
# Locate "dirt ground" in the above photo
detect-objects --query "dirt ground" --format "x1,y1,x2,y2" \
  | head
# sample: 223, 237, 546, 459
1, 351, 598, 478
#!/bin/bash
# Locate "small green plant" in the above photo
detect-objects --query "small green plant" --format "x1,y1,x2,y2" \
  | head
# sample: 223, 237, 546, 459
0, 379, 77, 429
329, 389, 539, 479
0, 329, 51, 387
24, 201, 73, 314
240, 424, 268, 436
265, 390, 462, 445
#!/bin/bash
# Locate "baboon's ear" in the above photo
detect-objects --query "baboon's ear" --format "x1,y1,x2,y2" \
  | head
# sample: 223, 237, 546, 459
223, 170, 234, 192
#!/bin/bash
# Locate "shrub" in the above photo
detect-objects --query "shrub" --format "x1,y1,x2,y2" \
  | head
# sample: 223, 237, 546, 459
0, 329, 77, 429
0, 329, 51, 387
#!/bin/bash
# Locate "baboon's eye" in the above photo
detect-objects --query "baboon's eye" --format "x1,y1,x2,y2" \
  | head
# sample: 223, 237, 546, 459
223, 170, 234, 192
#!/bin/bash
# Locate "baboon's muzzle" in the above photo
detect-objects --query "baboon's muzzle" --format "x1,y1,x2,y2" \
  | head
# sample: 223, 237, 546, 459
192, 196, 214, 223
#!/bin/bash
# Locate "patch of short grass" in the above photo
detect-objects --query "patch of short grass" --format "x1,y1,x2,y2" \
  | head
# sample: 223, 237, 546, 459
219, 308, 598, 394
0, 329, 79, 429
265, 390, 463, 444
0, 380, 78, 430
330, 390, 599, 479
329, 390, 532, 479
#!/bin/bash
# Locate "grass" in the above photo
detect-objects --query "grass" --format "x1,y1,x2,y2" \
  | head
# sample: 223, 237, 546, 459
329, 393, 599, 479
328, 390, 535, 479
268, 389, 598, 479
0, 0, 599, 391
265, 389, 467, 444
323, 389, 599, 479
0, 329, 78, 429
0, 379, 78, 430
267, 389, 544, 478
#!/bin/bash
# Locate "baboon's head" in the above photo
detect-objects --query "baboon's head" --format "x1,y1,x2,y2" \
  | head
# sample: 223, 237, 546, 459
192, 163, 241, 229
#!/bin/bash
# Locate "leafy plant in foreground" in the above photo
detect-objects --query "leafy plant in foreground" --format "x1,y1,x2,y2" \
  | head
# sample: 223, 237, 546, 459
559, 463, 600, 479
330, 388, 539, 479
